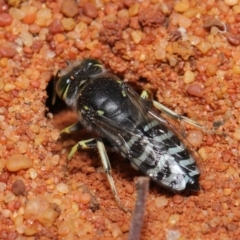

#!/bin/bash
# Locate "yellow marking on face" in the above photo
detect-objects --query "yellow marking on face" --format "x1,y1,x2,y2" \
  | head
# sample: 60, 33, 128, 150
94, 63, 103, 69
62, 83, 70, 100
79, 80, 86, 87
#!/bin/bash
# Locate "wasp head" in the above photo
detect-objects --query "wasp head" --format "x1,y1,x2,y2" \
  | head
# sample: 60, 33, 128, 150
55, 59, 104, 107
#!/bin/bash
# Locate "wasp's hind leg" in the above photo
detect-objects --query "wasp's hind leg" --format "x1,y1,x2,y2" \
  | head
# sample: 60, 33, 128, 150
140, 90, 223, 133
97, 140, 128, 212
68, 138, 128, 211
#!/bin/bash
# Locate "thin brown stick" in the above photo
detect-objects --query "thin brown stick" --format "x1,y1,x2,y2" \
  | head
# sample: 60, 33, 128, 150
128, 177, 150, 240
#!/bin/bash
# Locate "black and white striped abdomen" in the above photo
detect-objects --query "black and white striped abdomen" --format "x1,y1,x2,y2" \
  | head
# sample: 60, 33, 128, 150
122, 118, 200, 191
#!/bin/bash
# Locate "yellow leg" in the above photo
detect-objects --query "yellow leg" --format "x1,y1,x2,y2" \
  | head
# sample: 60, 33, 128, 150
97, 140, 129, 212
68, 138, 96, 160
140, 90, 223, 133
60, 122, 83, 135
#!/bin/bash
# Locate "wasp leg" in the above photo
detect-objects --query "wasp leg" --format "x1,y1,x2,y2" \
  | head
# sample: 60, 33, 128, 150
140, 90, 222, 133
60, 122, 83, 135
67, 139, 127, 211
68, 138, 96, 160
153, 100, 207, 130
152, 100, 225, 133
140, 90, 149, 100
97, 140, 128, 212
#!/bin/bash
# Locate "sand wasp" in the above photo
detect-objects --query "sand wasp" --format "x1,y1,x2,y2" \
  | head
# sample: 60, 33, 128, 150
54, 59, 207, 208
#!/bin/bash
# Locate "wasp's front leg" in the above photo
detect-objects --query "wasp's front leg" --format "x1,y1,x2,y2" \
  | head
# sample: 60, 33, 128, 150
68, 138, 97, 160
60, 122, 83, 135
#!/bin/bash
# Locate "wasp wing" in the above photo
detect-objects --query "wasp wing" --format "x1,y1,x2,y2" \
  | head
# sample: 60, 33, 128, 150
126, 86, 202, 173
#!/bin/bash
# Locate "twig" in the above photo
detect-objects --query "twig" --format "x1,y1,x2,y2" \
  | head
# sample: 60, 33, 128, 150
128, 177, 150, 240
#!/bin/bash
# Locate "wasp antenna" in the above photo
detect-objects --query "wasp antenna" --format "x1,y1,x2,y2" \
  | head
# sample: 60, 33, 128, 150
52, 70, 60, 105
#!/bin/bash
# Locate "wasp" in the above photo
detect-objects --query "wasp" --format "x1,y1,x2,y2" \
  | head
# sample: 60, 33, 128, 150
54, 59, 205, 209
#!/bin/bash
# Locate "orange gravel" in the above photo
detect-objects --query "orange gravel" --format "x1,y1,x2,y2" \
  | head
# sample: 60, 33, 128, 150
0, 0, 240, 239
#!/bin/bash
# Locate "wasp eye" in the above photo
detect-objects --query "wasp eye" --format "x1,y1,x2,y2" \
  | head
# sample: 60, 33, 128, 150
56, 75, 71, 100
82, 59, 103, 76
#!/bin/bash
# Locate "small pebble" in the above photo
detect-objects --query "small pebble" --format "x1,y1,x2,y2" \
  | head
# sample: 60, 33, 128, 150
9, 7, 25, 20
224, 0, 238, 6
177, 14, 192, 28
22, 13, 36, 24
0, 46, 17, 58
29, 23, 40, 34
4, 83, 15, 93
0, 172, 9, 183
206, 64, 218, 77
233, 64, 240, 74
174, 0, 190, 12
79, 193, 92, 204
35, 8, 52, 27
183, 70, 195, 84
20, 31, 33, 47
128, 3, 139, 17
155, 45, 166, 60
58, 222, 70, 236
29, 168, 38, 179
197, 41, 212, 54
166, 230, 181, 240
198, 147, 208, 160
227, 34, 240, 46
61, 18, 76, 31
186, 130, 203, 147
186, 83, 204, 97
172, 194, 184, 204
49, 19, 64, 34
17, 141, 28, 153
50, 155, 60, 166
60, 0, 79, 18
24, 228, 37, 237
83, 2, 98, 19
56, 183, 69, 194
233, 128, 240, 140
24, 197, 60, 227
6, 154, 33, 172
155, 196, 168, 208
4, 192, 15, 203
131, 30, 143, 44
223, 188, 232, 196
2, 209, 11, 218
0, 182, 6, 191
202, 179, 213, 191
168, 214, 180, 225
12, 179, 25, 196
0, 13, 12, 27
